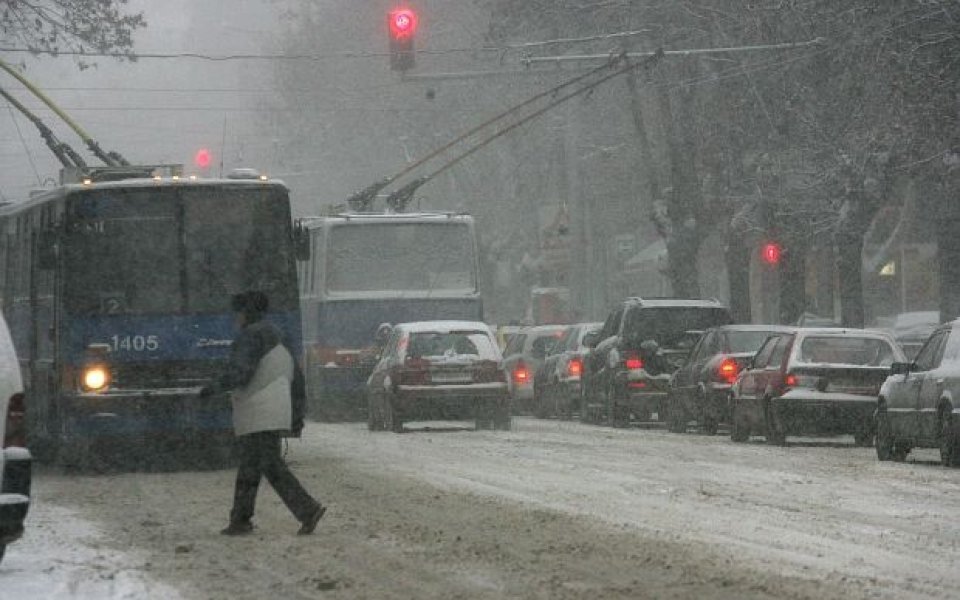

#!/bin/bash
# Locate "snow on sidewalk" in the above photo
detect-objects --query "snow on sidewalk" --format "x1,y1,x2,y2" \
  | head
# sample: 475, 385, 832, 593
0, 503, 184, 599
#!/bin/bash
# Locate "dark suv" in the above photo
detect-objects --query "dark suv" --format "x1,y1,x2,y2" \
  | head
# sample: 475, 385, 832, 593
581, 298, 732, 427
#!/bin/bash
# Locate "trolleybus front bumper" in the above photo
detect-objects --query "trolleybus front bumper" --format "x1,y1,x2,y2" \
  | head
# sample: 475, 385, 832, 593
61, 388, 232, 438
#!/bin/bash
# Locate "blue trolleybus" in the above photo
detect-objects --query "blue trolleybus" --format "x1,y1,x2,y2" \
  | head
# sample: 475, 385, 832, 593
0, 167, 302, 465
298, 212, 482, 420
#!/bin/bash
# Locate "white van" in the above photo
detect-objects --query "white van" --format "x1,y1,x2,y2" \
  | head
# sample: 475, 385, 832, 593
0, 313, 31, 563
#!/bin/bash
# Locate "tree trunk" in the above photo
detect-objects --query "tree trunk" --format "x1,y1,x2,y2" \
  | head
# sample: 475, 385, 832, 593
779, 241, 807, 325
655, 60, 704, 298
837, 221, 866, 328
939, 216, 960, 323
726, 232, 751, 323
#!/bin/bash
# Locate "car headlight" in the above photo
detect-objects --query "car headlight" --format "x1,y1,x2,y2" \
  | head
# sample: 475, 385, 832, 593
83, 366, 110, 392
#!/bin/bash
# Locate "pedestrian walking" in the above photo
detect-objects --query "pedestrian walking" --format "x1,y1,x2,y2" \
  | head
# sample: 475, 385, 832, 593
200, 290, 325, 536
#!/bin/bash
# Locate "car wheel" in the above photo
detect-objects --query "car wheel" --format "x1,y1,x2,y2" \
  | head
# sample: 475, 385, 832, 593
666, 393, 686, 434
730, 403, 749, 443
696, 389, 718, 435
875, 408, 895, 461
533, 382, 549, 419
366, 394, 380, 431
940, 409, 960, 467
384, 398, 403, 434
764, 400, 786, 446
853, 422, 874, 447
578, 381, 591, 424
494, 400, 512, 430
607, 381, 629, 428
702, 415, 719, 436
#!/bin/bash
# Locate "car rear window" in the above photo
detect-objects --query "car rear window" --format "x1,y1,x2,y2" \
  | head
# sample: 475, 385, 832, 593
726, 330, 781, 353
407, 331, 499, 360
623, 307, 732, 350
503, 334, 526, 357
796, 336, 897, 366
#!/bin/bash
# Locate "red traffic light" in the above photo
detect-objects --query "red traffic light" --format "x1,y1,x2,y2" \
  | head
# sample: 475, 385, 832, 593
389, 8, 418, 38
760, 242, 782, 265
194, 148, 212, 169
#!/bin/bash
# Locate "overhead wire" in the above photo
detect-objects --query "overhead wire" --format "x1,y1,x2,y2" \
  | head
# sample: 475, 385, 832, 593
4, 104, 42, 185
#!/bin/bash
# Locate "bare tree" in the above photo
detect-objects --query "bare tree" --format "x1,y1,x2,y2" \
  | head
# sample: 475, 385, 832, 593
0, 0, 145, 68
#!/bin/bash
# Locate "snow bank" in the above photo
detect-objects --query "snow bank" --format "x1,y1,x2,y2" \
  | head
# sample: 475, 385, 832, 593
0, 503, 184, 599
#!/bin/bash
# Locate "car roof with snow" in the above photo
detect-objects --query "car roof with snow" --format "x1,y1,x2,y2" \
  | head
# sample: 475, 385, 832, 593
794, 327, 896, 339
624, 297, 727, 308
394, 320, 493, 335
712, 324, 795, 333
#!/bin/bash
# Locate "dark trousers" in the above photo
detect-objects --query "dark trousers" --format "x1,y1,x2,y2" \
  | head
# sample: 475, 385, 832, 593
230, 431, 319, 524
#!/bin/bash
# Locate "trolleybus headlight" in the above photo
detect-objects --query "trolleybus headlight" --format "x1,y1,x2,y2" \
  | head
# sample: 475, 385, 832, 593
83, 366, 109, 391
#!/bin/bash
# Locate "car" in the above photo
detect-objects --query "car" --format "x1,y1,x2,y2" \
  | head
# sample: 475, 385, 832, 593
0, 313, 31, 564
501, 325, 566, 414
581, 297, 732, 427
730, 328, 903, 446
532, 322, 602, 419
889, 310, 939, 360
876, 319, 960, 465
667, 324, 793, 435
364, 321, 510, 432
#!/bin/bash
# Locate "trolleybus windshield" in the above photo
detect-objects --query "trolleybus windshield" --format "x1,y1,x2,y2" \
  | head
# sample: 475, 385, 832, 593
325, 222, 475, 294
64, 186, 296, 315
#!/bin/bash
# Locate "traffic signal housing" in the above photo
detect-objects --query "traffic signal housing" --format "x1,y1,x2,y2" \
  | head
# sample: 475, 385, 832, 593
760, 242, 782, 266
388, 7, 418, 71
194, 148, 212, 170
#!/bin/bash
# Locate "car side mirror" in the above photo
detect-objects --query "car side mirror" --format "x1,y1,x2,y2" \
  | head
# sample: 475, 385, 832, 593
889, 361, 915, 376
582, 332, 599, 348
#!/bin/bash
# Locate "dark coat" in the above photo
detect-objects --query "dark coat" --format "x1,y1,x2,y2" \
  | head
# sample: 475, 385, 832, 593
211, 319, 306, 433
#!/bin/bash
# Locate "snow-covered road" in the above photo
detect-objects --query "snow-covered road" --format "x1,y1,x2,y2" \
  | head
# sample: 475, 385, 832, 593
1, 503, 182, 599
19, 418, 960, 599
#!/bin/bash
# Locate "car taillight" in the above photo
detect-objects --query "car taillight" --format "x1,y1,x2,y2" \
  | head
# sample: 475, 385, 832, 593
717, 358, 739, 384
513, 361, 530, 385
624, 354, 643, 371
567, 357, 583, 377
784, 373, 797, 388
5, 392, 26, 448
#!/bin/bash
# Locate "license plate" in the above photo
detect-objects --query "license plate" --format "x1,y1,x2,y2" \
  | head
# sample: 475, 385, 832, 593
432, 373, 472, 384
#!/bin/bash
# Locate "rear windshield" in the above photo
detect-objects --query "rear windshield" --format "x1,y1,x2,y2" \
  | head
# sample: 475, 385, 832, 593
407, 331, 499, 360
796, 336, 897, 366
727, 330, 781, 353
624, 307, 731, 350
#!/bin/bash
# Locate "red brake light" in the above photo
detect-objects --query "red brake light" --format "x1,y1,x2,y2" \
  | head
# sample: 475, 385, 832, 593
624, 355, 643, 371
5, 392, 26, 448
784, 373, 797, 387
718, 358, 739, 384
389, 8, 418, 37
567, 358, 583, 377
513, 362, 530, 384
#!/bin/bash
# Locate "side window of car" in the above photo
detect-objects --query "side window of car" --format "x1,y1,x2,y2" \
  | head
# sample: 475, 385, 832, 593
504, 334, 526, 358
767, 335, 793, 370
688, 332, 709, 362
914, 331, 947, 371
705, 331, 722, 356
601, 308, 623, 340
531, 336, 554, 360
751, 336, 779, 369
938, 329, 960, 364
